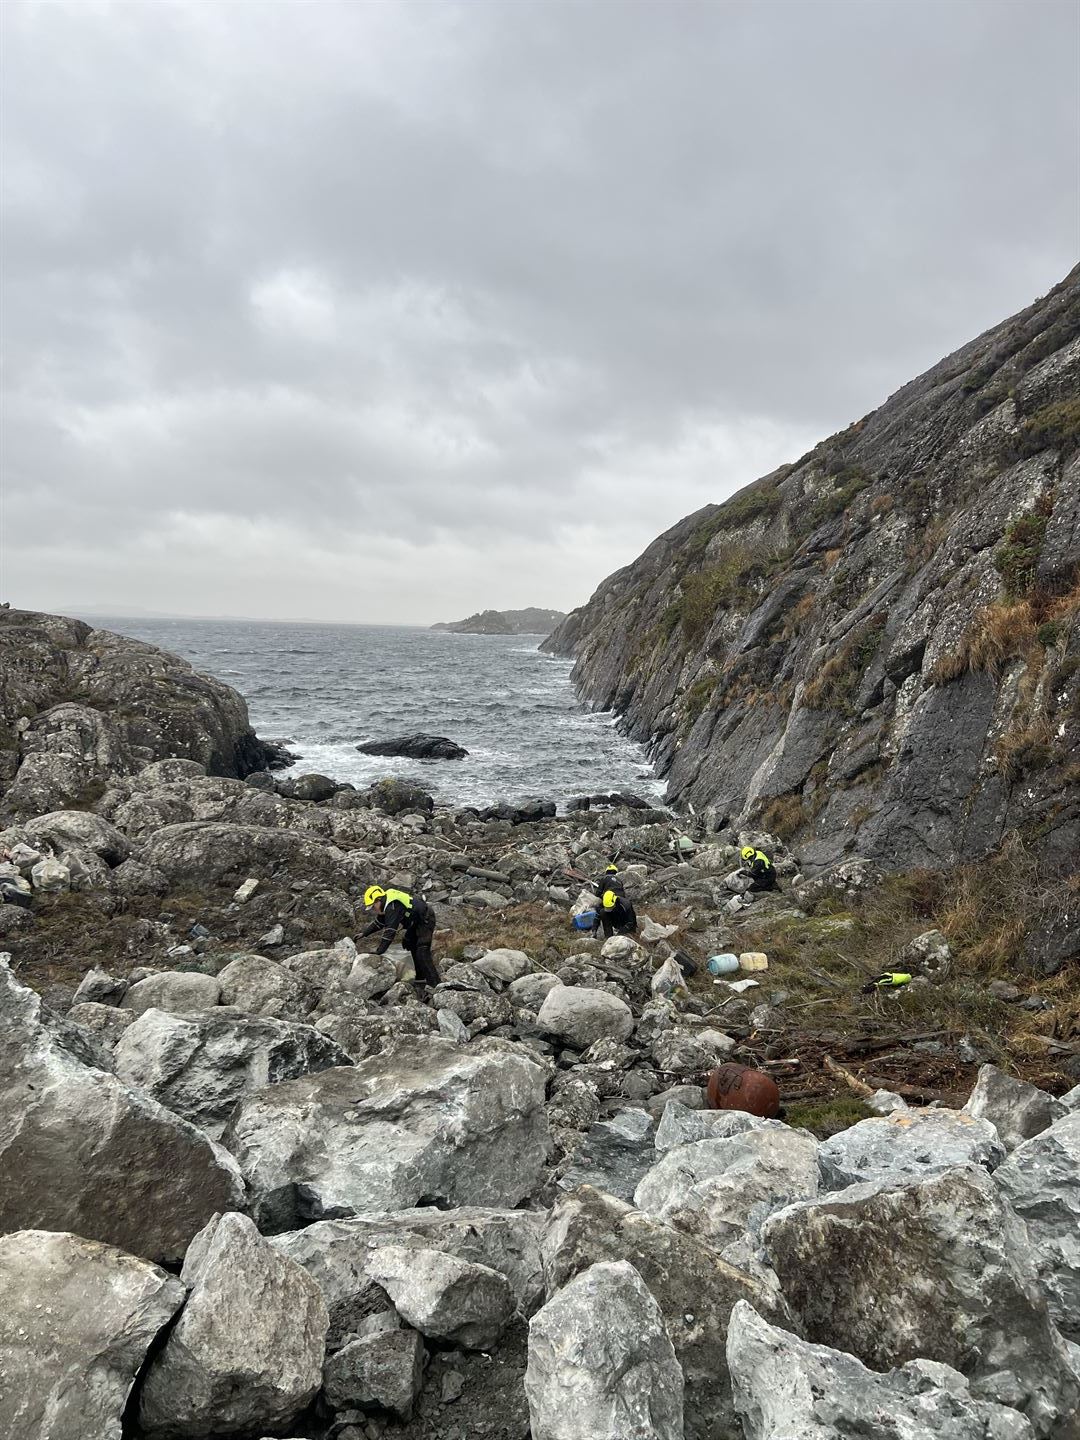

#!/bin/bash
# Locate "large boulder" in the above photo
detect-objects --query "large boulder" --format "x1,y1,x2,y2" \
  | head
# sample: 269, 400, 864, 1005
271, 1206, 546, 1348
24, 810, 131, 866
217, 952, 313, 1018
964, 1064, 1066, 1154
120, 970, 223, 1016
994, 1112, 1080, 1342
138, 821, 349, 890
0, 1229, 185, 1440
221, 1038, 550, 1228
0, 961, 244, 1265
367, 1244, 515, 1350
559, 1108, 657, 1202
112, 1007, 352, 1137
762, 1167, 1079, 1438
473, 947, 532, 983
536, 984, 634, 1048
543, 1185, 789, 1440
635, 1129, 820, 1248
139, 1212, 328, 1437
726, 1299, 1035, 1440
526, 1260, 684, 1440
817, 1108, 1005, 1189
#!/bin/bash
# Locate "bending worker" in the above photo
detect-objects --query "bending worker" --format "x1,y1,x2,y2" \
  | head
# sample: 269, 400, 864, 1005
593, 887, 638, 939
741, 845, 778, 892
361, 884, 441, 988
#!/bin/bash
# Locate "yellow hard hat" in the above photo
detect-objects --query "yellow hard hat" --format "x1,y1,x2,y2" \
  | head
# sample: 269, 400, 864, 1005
363, 885, 386, 908
741, 846, 756, 860
602, 890, 618, 909
605, 863, 618, 873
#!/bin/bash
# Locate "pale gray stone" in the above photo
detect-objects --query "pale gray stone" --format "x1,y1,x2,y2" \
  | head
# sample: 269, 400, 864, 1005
0, 1229, 184, 1440
536, 984, 634, 1048
0, 961, 244, 1265
994, 1112, 1080, 1342
526, 1260, 683, 1440
222, 1037, 550, 1226
964, 1064, 1065, 1153
818, 1108, 1005, 1189
139, 1212, 328, 1437
367, 1243, 515, 1350
636, 1129, 820, 1248
121, 970, 222, 1016
473, 947, 532, 982
113, 1006, 351, 1136
726, 1299, 1034, 1440
762, 1166, 1079, 1438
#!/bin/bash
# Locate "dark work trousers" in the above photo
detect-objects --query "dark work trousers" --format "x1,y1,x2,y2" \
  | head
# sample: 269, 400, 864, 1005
406, 919, 440, 986
597, 914, 638, 939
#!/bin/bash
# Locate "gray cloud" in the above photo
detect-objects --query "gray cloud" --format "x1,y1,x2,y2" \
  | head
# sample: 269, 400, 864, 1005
2, 0, 1076, 623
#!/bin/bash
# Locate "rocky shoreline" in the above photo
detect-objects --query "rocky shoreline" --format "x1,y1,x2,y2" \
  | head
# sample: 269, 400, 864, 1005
2, 608, 1078, 1440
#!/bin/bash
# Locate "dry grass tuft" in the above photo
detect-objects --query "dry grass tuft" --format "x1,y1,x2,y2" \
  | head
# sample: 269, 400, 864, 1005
928, 601, 1038, 685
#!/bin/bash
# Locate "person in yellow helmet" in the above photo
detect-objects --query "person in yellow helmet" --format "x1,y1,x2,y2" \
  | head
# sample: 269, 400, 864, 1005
593, 862, 626, 900
591, 887, 638, 939
360, 884, 440, 988
740, 845, 777, 892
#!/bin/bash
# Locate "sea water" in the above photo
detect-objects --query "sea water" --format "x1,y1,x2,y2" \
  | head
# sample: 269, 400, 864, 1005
84, 617, 662, 809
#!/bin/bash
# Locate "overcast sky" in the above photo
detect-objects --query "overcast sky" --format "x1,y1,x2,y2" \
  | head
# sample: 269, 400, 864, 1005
2, 0, 1076, 625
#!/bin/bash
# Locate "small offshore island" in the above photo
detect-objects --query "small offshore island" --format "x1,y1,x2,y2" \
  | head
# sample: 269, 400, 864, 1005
431, 607, 567, 636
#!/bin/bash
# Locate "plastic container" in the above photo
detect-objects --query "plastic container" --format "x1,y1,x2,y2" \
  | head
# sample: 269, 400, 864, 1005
707, 953, 740, 976
739, 951, 769, 972
573, 910, 597, 930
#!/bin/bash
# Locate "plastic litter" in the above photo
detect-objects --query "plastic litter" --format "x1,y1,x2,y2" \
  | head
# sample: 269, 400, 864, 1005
651, 954, 687, 999
722, 977, 760, 993
573, 909, 597, 930
738, 951, 769, 972
707, 953, 740, 976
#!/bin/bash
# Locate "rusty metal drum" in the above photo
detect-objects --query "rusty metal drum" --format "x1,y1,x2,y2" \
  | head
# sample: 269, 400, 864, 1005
705, 1063, 781, 1118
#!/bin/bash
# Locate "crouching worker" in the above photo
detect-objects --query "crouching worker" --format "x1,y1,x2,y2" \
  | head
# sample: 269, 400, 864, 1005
740, 845, 777, 892
361, 884, 441, 989
594, 862, 625, 898
593, 888, 638, 939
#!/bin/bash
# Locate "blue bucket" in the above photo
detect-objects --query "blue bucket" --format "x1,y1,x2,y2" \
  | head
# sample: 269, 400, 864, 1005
573, 910, 596, 930
707, 953, 740, 976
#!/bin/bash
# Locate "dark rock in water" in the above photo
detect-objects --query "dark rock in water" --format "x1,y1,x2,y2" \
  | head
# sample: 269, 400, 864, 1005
477, 797, 557, 825
358, 734, 469, 761
260, 737, 300, 770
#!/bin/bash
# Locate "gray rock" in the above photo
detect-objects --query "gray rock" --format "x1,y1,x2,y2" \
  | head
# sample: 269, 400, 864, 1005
437, 1006, 470, 1043
217, 952, 313, 1017
762, 1166, 1079, 1438
655, 1100, 792, 1153
121, 970, 223, 1016
964, 1064, 1066, 1153
72, 966, 129, 1006
994, 1112, 1080, 1342
647, 1083, 707, 1117
0, 1229, 185, 1440
367, 1243, 515, 1350
473, 947, 532, 982
113, 1006, 352, 1136
526, 1260, 684, 1440
817, 1108, 1005, 1189
559, 1108, 657, 1201
651, 1025, 735, 1074
536, 984, 634, 1048
726, 1299, 1035, 1440
0, 961, 244, 1265
139, 1212, 328, 1437
509, 971, 562, 1010
68, 1000, 136, 1049
24, 810, 131, 866
900, 927, 953, 978
324, 1325, 425, 1418
543, 1185, 790, 1440
1063, 1085, 1080, 1112
222, 1038, 550, 1226
635, 1129, 820, 1248
271, 1206, 545, 1348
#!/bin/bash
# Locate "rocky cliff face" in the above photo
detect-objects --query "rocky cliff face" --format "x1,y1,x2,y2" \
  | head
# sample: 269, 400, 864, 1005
545, 269, 1080, 877
0, 609, 276, 817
